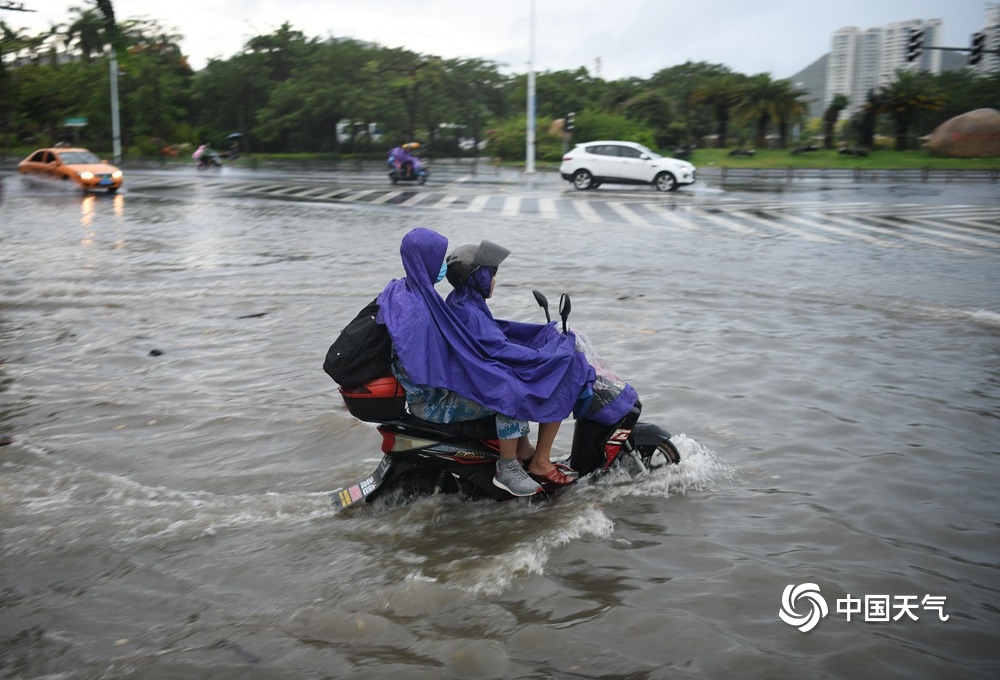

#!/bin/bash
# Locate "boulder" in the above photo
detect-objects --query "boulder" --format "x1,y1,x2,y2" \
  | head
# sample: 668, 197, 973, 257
926, 108, 1000, 158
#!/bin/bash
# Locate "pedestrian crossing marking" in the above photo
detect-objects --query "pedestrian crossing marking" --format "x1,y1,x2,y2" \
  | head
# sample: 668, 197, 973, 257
841, 213, 983, 255
606, 202, 650, 227
730, 211, 835, 243
372, 190, 405, 204
568, 200, 604, 223
537, 198, 559, 219
501, 197, 521, 217
642, 204, 702, 232
342, 189, 377, 202
466, 195, 490, 212
401, 192, 434, 207
432, 195, 460, 210
777, 211, 899, 249
135, 177, 999, 255
687, 207, 757, 235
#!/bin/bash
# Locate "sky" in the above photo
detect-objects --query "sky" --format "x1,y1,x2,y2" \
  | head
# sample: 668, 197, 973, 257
5, 0, 992, 79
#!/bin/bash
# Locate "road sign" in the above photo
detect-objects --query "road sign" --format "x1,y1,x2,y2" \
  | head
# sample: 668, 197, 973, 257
65, 117, 88, 127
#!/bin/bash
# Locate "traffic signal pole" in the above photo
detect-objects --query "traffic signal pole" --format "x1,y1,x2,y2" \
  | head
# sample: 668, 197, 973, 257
907, 27, 1000, 65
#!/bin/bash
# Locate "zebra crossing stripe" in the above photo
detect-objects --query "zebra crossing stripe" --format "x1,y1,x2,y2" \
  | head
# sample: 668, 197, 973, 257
401, 192, 433, 207
502, 197, 521, 217
372, 190, 405, 204
606, 202, 649, 226
642, 204, 701, 231
687, 207, 756, 234
432, 195, 460, 210
729, 210, 834, 243
291, 187, 327, 198
537, 198, 559, 218
343, 189, 376, 202
315, 188, 352, 199
835, 213, 982, 255
762, 211, 899, 248
895, 216, 1000, 248
568, 200, 603, 223
466, 195, 490, 212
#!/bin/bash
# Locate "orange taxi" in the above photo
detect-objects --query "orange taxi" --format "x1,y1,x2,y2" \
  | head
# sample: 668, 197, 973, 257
18, 147, 123, 193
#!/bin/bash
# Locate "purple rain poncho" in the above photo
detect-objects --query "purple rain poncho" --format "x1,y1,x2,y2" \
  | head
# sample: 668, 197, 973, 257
448, 266, 639, 427
376, 228, 595, 423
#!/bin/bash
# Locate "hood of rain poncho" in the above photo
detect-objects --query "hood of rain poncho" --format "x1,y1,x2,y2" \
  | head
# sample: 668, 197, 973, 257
377, 228, 596, 423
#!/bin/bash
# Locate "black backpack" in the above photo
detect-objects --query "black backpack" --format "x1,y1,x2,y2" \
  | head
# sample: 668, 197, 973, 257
323, 298, 393, 386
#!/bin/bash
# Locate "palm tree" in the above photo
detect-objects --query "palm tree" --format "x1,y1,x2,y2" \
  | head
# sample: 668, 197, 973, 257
735, 73, 785, 148
875, 71, 944, 151
65, 7, 107, 62
823, 94, 849, 149
692, 74, 744, 148
771, 79, 810, 149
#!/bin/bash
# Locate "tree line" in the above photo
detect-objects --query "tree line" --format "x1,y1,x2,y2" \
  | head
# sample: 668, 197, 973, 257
2, 5, 999, 160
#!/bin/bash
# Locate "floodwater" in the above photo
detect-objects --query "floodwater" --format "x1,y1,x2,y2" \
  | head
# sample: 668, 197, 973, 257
1, 173, 998, 679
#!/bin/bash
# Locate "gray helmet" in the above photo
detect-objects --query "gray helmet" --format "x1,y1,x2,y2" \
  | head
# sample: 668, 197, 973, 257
446, 240, 510, 287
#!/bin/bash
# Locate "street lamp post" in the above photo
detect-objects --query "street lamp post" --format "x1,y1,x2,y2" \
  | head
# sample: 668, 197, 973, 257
525, 0, 536, 175
110, 54, 121, 163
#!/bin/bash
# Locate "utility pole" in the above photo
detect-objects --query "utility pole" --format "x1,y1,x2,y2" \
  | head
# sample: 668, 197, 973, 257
96, 0, 122, 163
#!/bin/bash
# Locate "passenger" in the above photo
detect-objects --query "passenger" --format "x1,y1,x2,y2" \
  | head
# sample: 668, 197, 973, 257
445, 241, 584, 486
377, 229, 594, 496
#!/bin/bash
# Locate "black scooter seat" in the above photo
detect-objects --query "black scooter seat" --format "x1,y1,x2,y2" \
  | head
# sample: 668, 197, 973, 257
380, 414, 498, 442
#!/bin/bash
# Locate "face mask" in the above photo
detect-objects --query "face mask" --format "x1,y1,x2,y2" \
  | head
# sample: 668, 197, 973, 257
435, 262, 448, 283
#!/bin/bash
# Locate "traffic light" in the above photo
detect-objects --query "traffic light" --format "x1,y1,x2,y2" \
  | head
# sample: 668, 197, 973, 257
565, 112, 575, 132
969, 32, 986, 66
906, 28, 925, 63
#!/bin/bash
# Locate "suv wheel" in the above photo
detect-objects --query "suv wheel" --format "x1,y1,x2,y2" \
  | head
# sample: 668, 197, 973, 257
572, 169, 595, 190
654, 171, 677, 192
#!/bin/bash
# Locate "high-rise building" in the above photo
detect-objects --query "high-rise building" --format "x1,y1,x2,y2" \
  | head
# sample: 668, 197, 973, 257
824, 19, 942, 118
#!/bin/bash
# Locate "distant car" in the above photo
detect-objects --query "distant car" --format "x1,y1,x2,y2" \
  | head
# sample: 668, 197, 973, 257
18, 147, 123, 193
559, 140, 696, 192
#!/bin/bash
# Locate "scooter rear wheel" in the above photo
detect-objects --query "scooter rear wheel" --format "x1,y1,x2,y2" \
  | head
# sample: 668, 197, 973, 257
380, 469, 456, 505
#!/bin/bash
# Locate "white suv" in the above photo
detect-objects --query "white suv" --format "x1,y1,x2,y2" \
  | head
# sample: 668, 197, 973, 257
559, 140, 696, 192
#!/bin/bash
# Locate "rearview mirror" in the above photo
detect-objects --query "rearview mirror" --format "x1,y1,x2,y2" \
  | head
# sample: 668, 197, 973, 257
559, 293, 571, 333
532, 289, 550, 323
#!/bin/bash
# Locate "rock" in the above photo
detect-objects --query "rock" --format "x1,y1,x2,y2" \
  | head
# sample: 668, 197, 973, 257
926, 108, 1000, 158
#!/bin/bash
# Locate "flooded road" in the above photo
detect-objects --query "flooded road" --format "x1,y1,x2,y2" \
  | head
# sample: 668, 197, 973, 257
1, 172, 998, 678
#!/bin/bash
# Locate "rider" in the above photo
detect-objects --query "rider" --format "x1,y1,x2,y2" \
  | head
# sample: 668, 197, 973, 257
377, 229, 593, 496
445, 241, 585, 487
388, 142, 419, 179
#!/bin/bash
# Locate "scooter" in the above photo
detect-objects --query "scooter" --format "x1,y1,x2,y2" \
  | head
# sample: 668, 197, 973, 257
388, 157, 428, 185
332, 291, 679, 509
194, 145, 222, 170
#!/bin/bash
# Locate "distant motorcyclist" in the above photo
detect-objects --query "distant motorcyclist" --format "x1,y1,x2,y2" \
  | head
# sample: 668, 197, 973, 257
388, 142, 420, 179
193, 143, 221, 170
